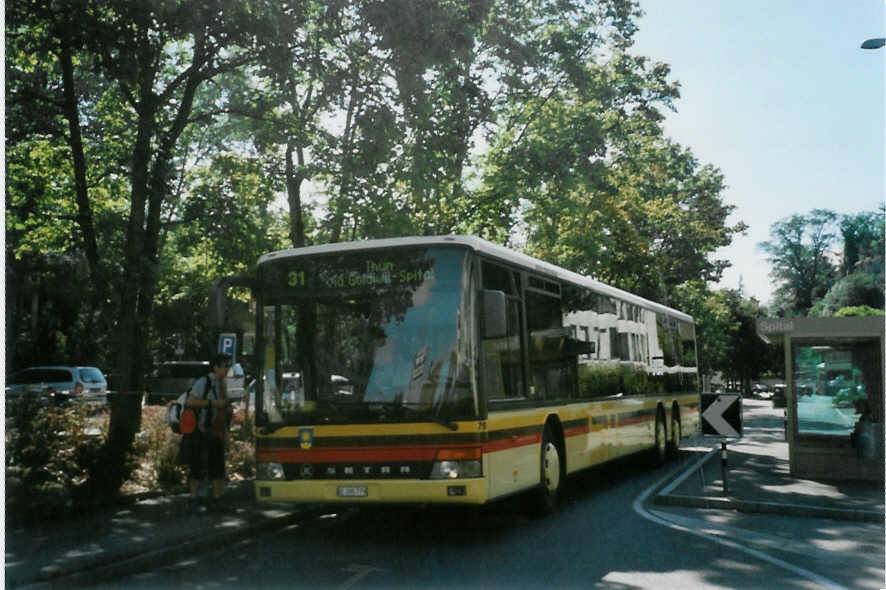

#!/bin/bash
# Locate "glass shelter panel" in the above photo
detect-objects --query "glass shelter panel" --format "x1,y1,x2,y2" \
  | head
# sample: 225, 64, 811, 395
793, 339, 881, 436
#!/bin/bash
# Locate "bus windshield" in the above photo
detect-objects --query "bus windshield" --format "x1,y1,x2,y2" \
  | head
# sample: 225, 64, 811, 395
257, 246, 476, 426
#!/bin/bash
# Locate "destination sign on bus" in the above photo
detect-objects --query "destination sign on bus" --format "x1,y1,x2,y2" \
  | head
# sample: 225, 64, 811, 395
288, 260, 435, 290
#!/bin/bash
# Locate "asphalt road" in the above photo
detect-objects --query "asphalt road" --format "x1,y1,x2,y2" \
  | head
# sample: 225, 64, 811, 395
95, 447, 854, 589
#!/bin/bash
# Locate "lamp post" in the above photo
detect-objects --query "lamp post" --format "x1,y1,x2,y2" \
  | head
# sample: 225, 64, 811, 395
861, 38, 885, 49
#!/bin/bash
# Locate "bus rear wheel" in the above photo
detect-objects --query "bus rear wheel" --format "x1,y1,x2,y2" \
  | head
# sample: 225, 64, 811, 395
650, 410, 667, 466
667, 413, 682, 459
534, 424, 563, 516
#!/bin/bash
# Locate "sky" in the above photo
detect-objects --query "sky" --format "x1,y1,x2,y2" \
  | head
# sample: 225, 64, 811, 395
631, 0, 885, 305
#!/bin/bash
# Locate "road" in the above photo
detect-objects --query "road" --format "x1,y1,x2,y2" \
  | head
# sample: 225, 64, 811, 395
96, 430, 861, 588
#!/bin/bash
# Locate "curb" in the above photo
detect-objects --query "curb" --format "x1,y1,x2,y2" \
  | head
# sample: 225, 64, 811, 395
653, 448, 885, 524
15, 506, 322, 589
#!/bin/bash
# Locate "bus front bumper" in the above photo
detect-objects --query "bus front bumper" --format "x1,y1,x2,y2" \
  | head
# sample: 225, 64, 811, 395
254, 478, 488, 505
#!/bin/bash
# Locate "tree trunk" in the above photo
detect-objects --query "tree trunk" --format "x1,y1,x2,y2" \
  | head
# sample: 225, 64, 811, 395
59, 37, 103, 362
285, 140, 305, 248
105, 63, 157, 498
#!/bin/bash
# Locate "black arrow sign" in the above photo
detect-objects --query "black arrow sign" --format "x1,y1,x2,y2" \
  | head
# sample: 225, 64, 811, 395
701, 393, 742, 437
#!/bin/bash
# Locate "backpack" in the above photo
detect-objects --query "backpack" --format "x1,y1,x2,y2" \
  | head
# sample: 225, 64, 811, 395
167, 375, 212, 434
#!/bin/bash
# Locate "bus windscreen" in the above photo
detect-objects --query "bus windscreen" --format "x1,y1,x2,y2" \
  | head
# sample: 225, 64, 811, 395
257, 247, 476, 426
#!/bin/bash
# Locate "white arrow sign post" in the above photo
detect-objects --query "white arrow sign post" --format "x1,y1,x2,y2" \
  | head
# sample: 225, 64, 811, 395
701, 393, 742, 437
701, 392, 742, 495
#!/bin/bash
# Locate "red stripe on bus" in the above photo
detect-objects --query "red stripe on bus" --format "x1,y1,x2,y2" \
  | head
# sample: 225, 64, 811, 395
482, 433, 541, 453
257, 446, 441, 463
564, 425, 590, 438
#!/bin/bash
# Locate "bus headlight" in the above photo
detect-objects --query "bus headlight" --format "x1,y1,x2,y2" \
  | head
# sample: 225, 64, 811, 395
429, 447, 482, 479
257, 462, 286, 481
429, 459, 482, 479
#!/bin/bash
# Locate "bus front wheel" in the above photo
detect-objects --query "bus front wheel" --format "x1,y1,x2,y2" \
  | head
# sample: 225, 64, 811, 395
534, 424, 563, 516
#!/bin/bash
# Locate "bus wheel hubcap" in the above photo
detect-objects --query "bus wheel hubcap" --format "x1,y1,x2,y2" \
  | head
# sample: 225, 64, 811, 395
543, 442, 560, 492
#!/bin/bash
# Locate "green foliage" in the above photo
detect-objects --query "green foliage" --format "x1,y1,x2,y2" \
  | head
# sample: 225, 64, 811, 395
130, 407, 187, 491
834, 306, 886, 318
670, 282, 735, 376
840, 210, 885, 275
810, 272, 885, 317
227, 411, 257, 480
759, 209, 839, 316
6, 397, 110, 522
7, 0, 766, 421
761, 208, 883, 318
6, 401, 256, 522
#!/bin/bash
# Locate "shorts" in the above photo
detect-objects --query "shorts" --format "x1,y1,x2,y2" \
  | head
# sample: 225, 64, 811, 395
184, 431, 225, 480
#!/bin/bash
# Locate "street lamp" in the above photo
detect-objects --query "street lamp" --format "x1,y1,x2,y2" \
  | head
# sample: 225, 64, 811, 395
860, 38, 885, 49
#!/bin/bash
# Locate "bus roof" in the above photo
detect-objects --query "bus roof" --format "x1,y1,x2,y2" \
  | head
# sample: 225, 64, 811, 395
258, 235, 693, 323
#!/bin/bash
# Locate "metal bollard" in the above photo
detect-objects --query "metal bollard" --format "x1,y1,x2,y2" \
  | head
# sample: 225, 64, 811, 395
720, 440, 729, 495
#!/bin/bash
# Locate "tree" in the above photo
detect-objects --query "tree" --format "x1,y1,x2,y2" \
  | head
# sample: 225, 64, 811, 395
718, 290, 778, 394
812, 272, 885, 317
670, 283, 779, 392
151, 154, 290, 361
7, 0, 266, 498
475, 0, 743, 304
596, 136, 745, 301
670, 282, 734, 387
839, 210, 885, 276
360, 0, 494, 237
759, 209, 839, 316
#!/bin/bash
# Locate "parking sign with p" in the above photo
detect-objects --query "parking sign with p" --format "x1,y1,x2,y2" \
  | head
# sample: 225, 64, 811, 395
218, 333, 236, 361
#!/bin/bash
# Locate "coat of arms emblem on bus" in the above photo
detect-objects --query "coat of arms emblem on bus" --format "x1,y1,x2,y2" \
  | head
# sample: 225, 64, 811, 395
298, 428, 314, 450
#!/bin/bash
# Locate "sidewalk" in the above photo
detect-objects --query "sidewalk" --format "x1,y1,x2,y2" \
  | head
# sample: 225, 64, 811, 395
5, 481, 311, 589
653, 400, 884, 523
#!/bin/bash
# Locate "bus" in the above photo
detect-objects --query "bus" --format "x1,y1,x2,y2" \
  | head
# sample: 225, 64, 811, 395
250, 235, 700, 513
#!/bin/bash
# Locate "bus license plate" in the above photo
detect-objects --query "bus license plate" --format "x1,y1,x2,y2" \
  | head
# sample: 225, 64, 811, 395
338, 486, 368, 498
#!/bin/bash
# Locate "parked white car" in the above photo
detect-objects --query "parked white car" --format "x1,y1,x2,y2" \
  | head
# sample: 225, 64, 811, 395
7, 366, 109, 405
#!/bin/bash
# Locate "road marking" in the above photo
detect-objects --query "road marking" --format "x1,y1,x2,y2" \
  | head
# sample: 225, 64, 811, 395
634, 462, 851, 590
336, 563, 389, 590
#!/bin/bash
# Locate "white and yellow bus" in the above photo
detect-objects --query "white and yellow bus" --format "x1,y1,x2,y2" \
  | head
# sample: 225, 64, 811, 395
251, 236, 700, 513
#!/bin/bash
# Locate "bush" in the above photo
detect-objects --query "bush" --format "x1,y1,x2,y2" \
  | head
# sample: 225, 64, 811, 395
227, 408, 256, 480
5, 399, 257, 522
129, 406, 188, 492
6, 395, 108, 522
834, 305, 885, 318
128, 404, 256, 490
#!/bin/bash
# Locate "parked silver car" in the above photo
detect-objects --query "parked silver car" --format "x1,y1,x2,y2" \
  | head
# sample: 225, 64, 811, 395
7, 366, 109, 405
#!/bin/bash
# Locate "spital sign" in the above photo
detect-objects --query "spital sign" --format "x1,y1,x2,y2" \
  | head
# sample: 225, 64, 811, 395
758, 318, 794, 334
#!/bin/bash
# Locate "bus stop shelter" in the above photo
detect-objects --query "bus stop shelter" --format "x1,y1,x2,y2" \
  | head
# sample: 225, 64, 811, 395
757, 316, 884, 481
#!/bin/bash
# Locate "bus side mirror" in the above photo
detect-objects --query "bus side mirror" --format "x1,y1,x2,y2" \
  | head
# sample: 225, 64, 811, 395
481, 290, 507, 339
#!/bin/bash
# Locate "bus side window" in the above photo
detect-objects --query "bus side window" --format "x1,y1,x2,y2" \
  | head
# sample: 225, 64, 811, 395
526, 289, 576, 400
480, 261, 525, 399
